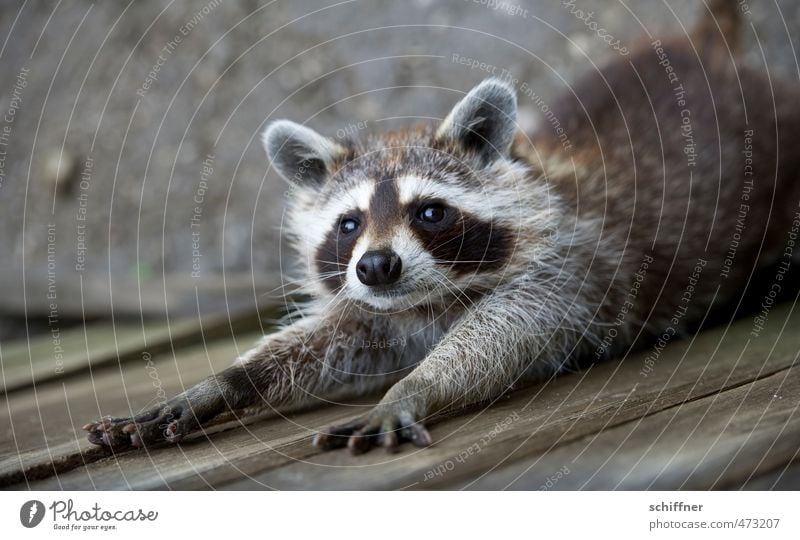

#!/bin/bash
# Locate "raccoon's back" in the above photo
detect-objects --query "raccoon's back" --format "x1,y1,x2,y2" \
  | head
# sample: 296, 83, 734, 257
529, 35, 800, 336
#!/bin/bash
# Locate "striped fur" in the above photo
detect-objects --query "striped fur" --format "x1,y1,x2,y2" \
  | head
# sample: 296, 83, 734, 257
86, 1, 800, 454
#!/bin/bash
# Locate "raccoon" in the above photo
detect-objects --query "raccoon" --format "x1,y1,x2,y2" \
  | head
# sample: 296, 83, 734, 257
86, 0, 800, 454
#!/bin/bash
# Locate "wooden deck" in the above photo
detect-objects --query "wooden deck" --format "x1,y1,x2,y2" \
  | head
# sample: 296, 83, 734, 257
1, 303, 799, 490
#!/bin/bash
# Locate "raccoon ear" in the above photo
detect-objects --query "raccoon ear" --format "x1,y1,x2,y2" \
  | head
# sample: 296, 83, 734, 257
436, 78, 518, 162
262, 120, 346, 186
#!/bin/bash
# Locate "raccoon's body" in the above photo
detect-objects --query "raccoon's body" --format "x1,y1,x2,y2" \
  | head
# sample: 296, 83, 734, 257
87, 1, 800, 453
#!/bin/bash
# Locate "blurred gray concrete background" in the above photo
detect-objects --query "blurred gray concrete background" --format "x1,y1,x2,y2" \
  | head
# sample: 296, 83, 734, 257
1, 0, 798, 331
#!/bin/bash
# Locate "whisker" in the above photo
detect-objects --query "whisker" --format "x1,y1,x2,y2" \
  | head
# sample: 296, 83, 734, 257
260, 273, 345, 297
433, 259, 501, 265
429, 267, 477, 312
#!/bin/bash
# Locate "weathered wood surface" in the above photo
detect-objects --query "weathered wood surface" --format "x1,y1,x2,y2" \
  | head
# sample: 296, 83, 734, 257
457, 366, 800, 490
0, 272, 279, 319
1, 308, 265, 394
1, 303, 798, 490
738, 461, 800, 490
0, 306, 269, 487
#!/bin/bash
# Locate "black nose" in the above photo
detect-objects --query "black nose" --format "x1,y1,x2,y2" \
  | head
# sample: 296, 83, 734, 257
356, 250, 402, 286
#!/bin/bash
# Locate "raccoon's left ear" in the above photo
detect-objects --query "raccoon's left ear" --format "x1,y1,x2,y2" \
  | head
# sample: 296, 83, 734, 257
262, 120, 346, 186
436, 78, 518, 162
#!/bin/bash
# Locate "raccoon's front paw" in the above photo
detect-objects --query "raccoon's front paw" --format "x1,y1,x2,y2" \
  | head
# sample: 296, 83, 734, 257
83, 396, 214, 450
313, 407, 432, 455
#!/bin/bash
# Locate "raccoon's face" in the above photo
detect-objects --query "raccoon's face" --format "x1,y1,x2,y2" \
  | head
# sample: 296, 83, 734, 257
263, 79, 536, 312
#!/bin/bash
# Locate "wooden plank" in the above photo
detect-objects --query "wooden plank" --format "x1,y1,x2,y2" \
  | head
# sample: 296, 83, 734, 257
2, 320, 162, 395
0, 309, 265, 395
0, 272, 279, 318
0, 330, 265, 487
20, 406, 362, 490
736, 461, 800, 490
220, 304, 800, 490
6, 302, 799, 490
454, 365, 800, 490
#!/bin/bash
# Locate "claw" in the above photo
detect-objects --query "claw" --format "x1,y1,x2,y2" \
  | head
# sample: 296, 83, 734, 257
410, 426, 432, 447
316, 411, 428, 455
130, 432, 143, 448
87, 430, 104, 445
312, 431, 337, 450
382, 429, 399, 453
311, 432, 327, 448
347, 432, 372, 455
380, 418, 399, 453
164, 421, 180, 442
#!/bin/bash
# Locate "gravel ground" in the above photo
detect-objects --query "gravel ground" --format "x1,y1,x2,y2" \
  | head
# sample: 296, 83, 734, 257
0, 0, 798, 321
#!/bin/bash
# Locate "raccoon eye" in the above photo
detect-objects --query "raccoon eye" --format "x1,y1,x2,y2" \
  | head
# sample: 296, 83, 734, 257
418, 203, 446, 223
339, 217, 360, 235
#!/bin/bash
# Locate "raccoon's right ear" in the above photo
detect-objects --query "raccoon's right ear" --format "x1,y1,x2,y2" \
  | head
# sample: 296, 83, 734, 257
262, 120, 346, 186
436, 78, 518, 163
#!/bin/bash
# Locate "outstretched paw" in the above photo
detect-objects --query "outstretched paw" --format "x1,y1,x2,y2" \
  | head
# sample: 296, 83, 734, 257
83, 399, 202, 450
313, 409, 432, 455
